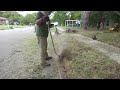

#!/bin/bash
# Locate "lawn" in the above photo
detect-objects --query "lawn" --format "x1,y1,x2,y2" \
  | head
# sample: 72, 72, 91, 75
60, 26, 120, 48
20, 27, 120, 79
62, 34, 120, 79
0, 25, 28, 30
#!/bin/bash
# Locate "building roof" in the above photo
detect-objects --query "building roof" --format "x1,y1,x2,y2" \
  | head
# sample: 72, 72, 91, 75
0, 17, 7, 20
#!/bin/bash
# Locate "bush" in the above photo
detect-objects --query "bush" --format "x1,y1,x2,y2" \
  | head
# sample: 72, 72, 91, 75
9, 26, 14, 29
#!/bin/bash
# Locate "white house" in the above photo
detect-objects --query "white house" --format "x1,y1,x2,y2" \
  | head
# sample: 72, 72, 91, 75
0, 17, 9, 25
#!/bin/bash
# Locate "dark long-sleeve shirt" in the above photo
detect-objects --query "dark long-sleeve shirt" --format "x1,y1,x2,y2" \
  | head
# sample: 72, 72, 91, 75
35, 11, 50, 37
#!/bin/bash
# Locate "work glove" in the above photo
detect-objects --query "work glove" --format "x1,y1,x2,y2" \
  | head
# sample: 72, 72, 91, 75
47, 21, 54, 28
42, 15, 49, 21
49, 24, 54, 28
36, 15, 49, 26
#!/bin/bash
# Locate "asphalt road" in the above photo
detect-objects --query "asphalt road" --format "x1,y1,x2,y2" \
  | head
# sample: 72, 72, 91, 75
0, 27, 35, 78
0, 27, 35, 60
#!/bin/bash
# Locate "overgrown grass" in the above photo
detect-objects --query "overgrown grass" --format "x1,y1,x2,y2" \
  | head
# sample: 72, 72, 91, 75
19, 36, 42, 78
60, 26, 120, 48
50, 27, 57, 31
0, 25, 28, 30
63, 34, 120, 79
20, 28, 57, 79
19, 27, 120, 79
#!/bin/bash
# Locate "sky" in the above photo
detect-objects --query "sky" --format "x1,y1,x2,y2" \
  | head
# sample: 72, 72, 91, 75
17, 11, 54, 19
17, 11, 38, 16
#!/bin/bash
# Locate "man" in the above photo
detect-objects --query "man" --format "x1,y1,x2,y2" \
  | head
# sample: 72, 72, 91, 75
35, 11, 52, 67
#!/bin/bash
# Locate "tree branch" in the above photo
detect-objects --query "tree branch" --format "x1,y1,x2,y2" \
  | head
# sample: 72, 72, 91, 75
113, 11, 120, 16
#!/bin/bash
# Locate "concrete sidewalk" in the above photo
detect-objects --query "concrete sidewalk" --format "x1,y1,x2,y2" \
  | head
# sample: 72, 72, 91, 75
58, 27, 120, 64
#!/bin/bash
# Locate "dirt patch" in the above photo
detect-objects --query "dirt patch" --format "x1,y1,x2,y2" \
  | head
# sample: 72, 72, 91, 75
66, 28, 78, 33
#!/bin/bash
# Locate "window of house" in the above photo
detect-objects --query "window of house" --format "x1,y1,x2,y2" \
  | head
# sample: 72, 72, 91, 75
106, 20, 109, 26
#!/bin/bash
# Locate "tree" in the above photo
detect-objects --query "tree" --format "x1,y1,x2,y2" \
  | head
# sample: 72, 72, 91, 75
0, 11, 38, 25
51, 11, 81, 26
22, 13, 37, 25
89, 11, 106, 27
0, 11, 4, 16
113, 11, 120, 16
80, 11, 91, 30
88, 11, 120, 28
1, 11, 24, 23
51, 11, 68, 25
69, 11, 81, 20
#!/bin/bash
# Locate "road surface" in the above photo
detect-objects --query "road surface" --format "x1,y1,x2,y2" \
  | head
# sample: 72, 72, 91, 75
0, 27, 35, 79
0, 27, 35, 61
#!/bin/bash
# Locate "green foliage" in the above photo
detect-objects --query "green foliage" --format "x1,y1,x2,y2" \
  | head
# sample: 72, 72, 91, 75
51, 11, 81, 26
109, 12, 120, 23
1, 11, 24, 23
89, 11, 120, 27
0, 11, 37, 25
51, 11, 67, 25
0, 11, 4, 16
89, 11, 105, 27
70, 11, 81, 20
21, 13, 37, 25
9, 26, 14, 29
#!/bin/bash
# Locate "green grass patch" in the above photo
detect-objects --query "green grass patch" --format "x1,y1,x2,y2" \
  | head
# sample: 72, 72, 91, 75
50, 27, 57, 31
18, 27, 120, 79
20, 28, 56, 79
0, 25, 28, 30
60, 26, 120, 48
20, 36, 44, 79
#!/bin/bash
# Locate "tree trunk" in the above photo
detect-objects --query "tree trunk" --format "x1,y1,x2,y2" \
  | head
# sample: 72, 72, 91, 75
100, 17, 105, 30
80, 11, 90, 30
